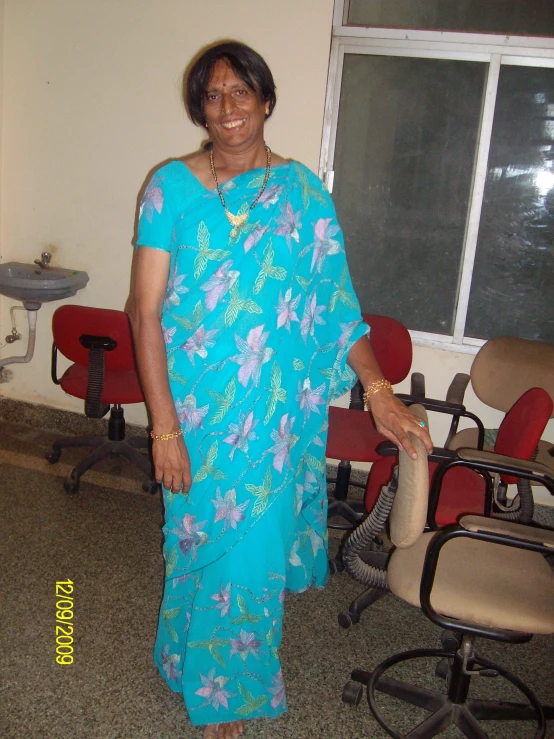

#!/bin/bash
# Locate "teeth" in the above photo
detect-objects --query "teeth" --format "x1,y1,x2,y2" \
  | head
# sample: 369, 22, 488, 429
221, 119, 246, 129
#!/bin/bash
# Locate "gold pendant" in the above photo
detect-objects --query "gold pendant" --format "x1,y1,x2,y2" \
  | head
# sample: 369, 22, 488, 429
225, 210, 248, 238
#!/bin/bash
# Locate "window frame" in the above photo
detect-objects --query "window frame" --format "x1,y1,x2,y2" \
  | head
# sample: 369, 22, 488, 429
322, 1, 554, 353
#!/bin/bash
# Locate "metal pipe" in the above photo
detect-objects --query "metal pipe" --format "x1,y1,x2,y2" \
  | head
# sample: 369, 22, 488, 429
0, 309, 38, 369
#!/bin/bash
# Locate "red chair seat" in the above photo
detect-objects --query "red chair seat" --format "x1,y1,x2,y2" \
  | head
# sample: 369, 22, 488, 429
60, 364, 145, 405
326, 406, 387, 463
366, 456, 487, 527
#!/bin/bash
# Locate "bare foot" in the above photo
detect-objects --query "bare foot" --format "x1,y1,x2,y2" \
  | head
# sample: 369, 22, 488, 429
203, 720, 245, 739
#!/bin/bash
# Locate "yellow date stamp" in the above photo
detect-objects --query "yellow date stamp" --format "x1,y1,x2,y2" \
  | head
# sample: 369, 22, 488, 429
55, 580, 74, 664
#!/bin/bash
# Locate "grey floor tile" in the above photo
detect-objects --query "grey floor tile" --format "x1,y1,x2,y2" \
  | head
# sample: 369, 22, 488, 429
1, 421, 553, 739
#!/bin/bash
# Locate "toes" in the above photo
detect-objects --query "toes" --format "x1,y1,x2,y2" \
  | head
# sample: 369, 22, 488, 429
205, 720, 244, 739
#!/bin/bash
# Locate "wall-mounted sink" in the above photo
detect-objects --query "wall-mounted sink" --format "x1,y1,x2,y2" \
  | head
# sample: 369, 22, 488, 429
0, 262, 89, 309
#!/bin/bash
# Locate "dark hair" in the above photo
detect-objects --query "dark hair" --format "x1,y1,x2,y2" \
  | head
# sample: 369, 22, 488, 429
184, 41, 277, 127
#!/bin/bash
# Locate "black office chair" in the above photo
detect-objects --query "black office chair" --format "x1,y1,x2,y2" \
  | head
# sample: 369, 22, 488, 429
341, 405, 554, 738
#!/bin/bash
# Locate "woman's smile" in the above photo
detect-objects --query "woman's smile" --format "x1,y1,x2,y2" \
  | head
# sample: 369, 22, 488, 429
220, 118, 246, 130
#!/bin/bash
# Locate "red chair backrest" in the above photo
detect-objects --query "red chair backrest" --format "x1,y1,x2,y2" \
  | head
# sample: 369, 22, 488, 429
363, 314, 412, 385
52, 305, 137, 372
494, 387, 553, 484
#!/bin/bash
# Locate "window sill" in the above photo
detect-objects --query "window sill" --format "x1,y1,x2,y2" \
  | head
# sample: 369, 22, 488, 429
409, 331, 485, 354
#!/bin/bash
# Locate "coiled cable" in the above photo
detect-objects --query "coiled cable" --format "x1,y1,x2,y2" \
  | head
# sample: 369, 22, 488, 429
342, 471, 398, 589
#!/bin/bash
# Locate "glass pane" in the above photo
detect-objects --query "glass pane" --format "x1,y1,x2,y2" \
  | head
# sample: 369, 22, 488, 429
348, 0, 554, 37
333, 54, 484, 334
466, 66, 554, 343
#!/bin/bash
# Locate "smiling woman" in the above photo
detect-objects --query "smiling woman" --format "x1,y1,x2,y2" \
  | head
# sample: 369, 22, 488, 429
128, 40, 432, 739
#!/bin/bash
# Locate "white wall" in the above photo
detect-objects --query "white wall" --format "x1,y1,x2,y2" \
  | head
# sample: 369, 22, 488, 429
0, 0, 552, 504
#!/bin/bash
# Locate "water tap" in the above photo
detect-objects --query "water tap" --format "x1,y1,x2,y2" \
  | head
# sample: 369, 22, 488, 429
34, 251, 52, 269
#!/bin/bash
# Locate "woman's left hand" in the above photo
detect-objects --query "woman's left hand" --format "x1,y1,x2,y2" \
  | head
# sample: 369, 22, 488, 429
368, 390, 434, 459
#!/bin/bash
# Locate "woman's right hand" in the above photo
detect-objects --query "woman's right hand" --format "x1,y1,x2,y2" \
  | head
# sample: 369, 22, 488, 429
152, 435, 192, 494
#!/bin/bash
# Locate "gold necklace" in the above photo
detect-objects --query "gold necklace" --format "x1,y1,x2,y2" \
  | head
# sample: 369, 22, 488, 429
209, 145, 272, 237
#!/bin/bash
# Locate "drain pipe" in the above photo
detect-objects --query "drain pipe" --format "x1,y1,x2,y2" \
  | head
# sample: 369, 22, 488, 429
0, 308, 38, 369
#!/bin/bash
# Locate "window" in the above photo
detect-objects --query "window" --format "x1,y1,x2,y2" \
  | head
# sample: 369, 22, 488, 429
321, 1, 554, 350
346, 0, 554, 37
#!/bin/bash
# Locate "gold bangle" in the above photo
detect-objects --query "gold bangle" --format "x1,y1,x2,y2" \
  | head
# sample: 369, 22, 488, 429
150, 429, 183, 441
362, 379, 393, 409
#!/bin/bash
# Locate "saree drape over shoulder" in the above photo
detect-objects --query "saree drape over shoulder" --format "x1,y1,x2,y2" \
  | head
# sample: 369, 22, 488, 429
136, 158, 367, 726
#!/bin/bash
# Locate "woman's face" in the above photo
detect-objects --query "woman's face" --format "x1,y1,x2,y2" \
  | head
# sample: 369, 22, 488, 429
204, 59, 267, 151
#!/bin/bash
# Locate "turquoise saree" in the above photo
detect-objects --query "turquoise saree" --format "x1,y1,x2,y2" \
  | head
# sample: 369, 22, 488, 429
136, 158, 367, 726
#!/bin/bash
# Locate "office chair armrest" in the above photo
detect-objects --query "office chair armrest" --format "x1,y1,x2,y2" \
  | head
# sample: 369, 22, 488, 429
459, 514, 554, 549
427, 447, 554, 528
410, 371, 425, 398
376, 440, 457, 463
445, 373, 470, 405
405, 371, 470, 404
396, 394, 463, 413
375, 440, 399, 456
395, 394, 485, 450
456, 447, 554, 494
419, 524, 552, 641
50, 342, 62, 385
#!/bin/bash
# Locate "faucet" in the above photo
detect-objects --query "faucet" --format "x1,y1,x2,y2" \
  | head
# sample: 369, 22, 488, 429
34, 251, 52, 269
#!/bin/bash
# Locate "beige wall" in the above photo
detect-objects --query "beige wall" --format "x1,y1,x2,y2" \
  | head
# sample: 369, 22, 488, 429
0, 0, 334, 418
0, 0, 552, 504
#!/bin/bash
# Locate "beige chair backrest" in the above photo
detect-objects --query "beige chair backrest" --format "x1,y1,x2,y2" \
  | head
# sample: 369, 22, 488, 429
389, 404, 430, 549
471, 337, 554, 416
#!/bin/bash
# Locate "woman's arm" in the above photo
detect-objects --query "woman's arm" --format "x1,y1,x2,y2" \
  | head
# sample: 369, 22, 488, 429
347, 334, 433, 459
128, 247, 192, 494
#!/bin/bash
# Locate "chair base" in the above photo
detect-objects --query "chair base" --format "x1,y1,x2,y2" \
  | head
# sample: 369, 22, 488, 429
344, 647, 551, 739
327, 459, 367, 530
338, 586, 388, 629
45, 408, 157, 495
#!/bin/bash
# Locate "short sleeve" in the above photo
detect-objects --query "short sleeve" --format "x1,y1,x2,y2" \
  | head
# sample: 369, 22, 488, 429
135, 170, 175, 252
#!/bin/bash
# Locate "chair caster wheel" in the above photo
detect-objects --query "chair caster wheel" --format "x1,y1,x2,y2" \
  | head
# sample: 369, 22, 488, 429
63, 477, 79, 494
46, 450, 61, 464
338, 610, 359, 629
142, 480, 159, 494
342, 680, 363, 706
435, 657, 451, 680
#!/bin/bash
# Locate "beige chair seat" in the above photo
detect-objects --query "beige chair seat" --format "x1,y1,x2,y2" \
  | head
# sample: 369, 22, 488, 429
449, 427, 554, 486
388, 531, 554, 634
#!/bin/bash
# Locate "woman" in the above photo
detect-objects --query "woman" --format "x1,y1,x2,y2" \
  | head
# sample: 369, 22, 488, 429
129, 41, 432, 739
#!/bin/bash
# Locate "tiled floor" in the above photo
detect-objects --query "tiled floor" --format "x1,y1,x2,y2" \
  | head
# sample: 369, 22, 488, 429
1, 414, 553, 739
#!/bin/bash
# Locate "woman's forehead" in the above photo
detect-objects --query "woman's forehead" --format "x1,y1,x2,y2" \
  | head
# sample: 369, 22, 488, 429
207, 59, 249, 90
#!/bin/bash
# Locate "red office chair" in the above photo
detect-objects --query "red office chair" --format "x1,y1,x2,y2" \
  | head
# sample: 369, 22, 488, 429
326, 314, 484, 531
326, 314, 413, 529
338, 387, 554, 628
45, 305, 157, 495
366, 386, 553, 527
446, 336, 554, 493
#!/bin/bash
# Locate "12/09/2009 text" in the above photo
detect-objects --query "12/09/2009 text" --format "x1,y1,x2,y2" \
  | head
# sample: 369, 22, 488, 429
55, 580, 74, 665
